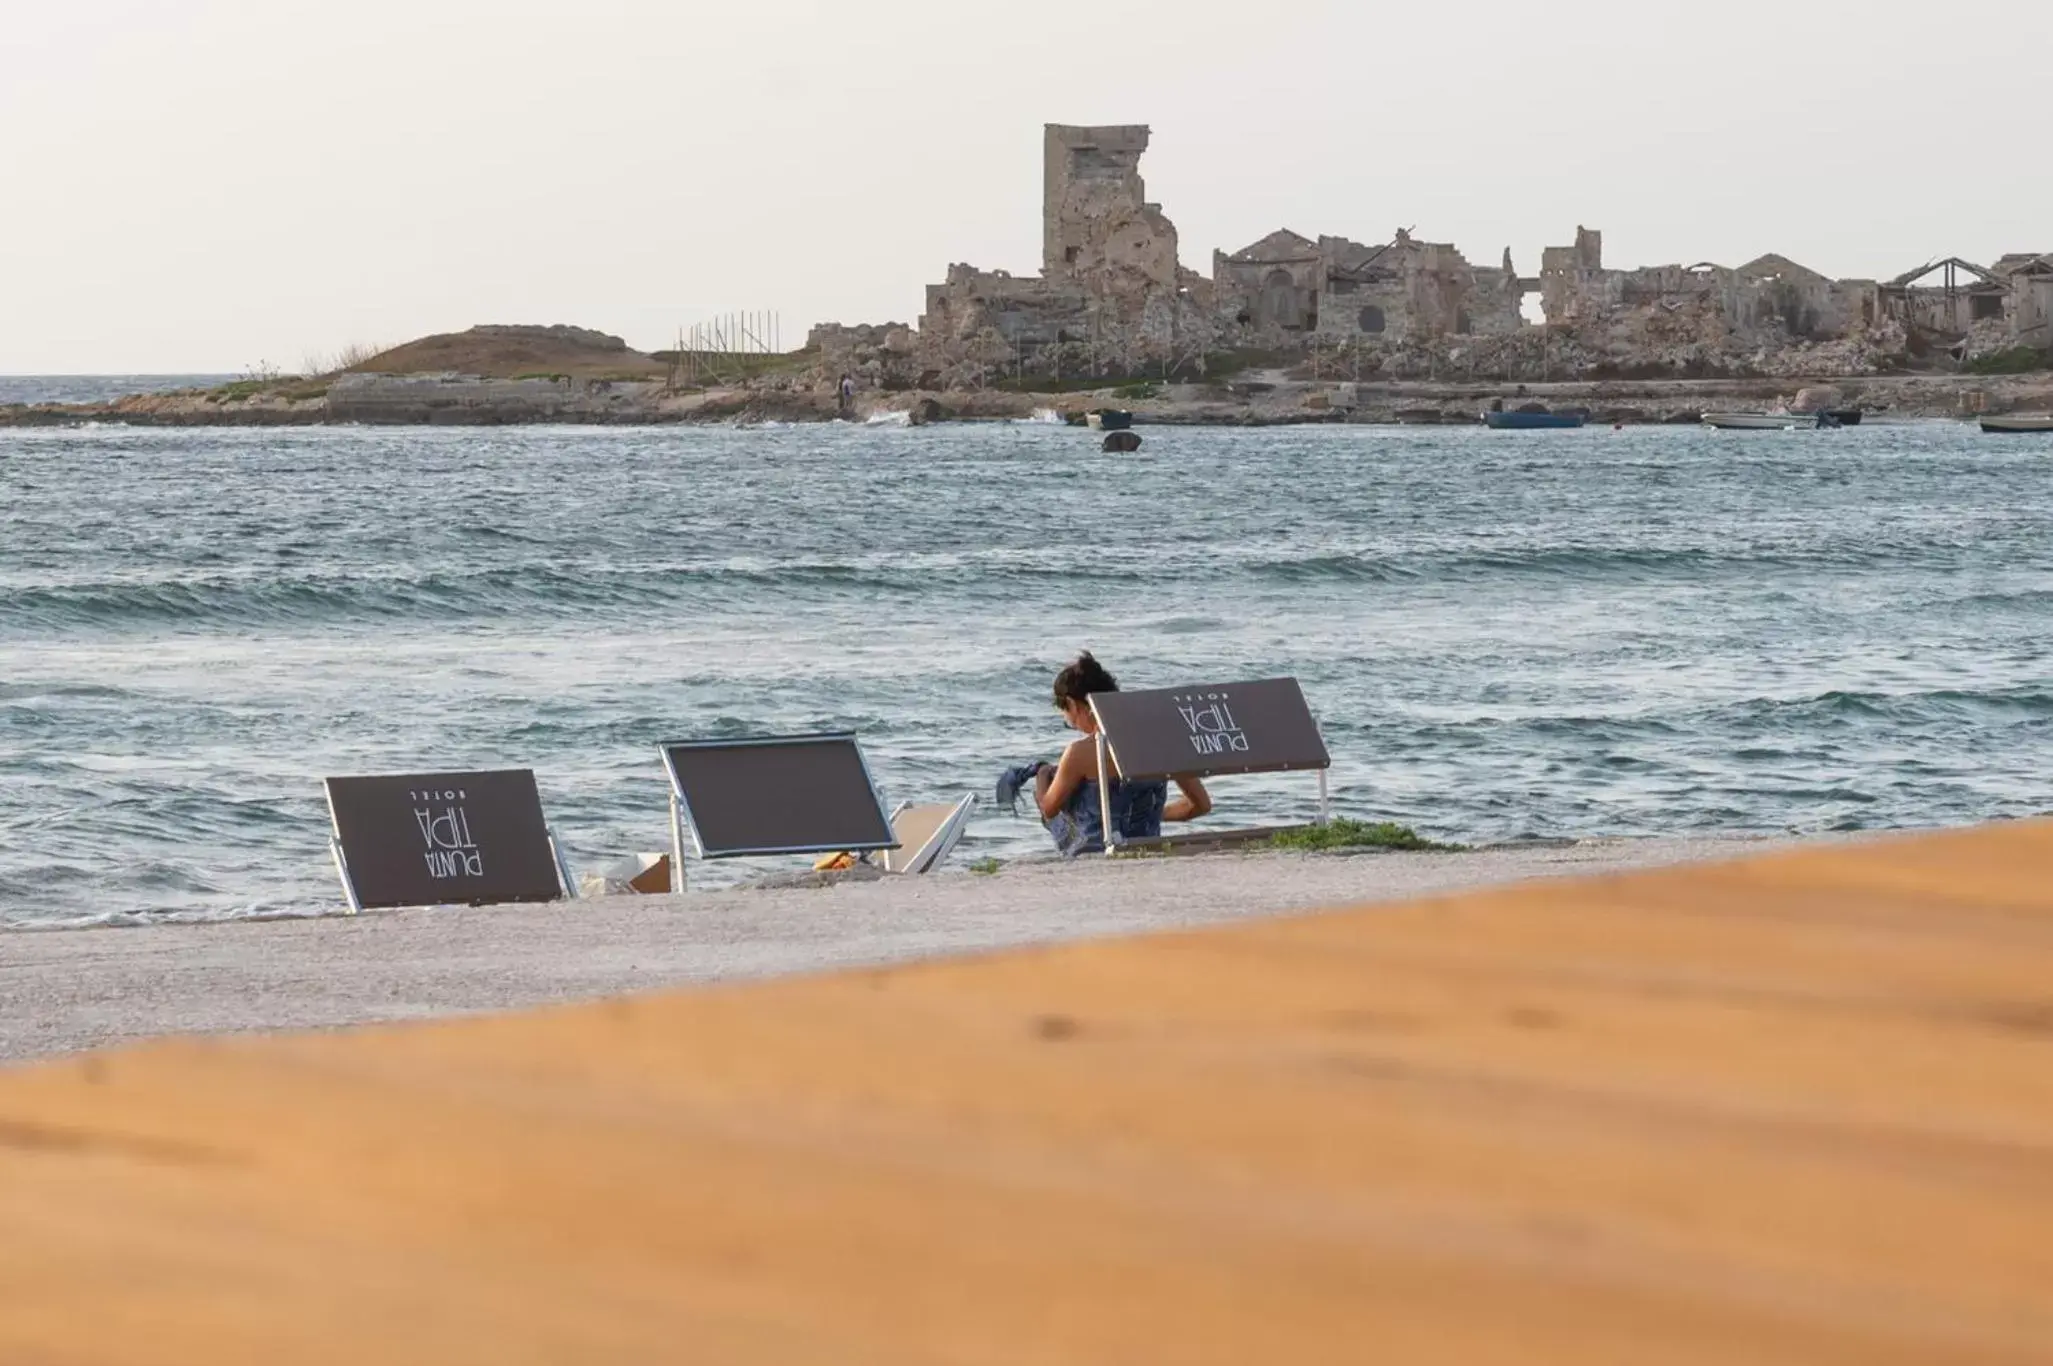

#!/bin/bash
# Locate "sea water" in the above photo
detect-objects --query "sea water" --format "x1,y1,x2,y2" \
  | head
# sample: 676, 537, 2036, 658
2, 417, 2049, 927
0, 375, 233, 406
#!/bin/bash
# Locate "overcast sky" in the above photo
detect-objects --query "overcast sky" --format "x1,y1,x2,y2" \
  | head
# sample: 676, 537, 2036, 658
6, 0, 2048, 373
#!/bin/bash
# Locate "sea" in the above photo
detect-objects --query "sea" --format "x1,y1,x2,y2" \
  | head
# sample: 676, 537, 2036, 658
0, 375, 233, 406
3, 408, 2050, 928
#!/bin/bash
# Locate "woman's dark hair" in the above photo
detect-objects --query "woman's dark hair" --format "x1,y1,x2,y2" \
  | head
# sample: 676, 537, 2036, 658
1053, 651, 1118, 709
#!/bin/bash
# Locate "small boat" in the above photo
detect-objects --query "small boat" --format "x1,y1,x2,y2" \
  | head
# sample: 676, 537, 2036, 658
1701, 411, 1834, 430
1483, 410, 1584, 430
1085, 409, 1134, 431
1980, 415, 2053, 434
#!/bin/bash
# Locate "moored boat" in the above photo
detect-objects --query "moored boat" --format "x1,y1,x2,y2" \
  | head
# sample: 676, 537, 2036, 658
1085, 409, 1134, 431
1483, 410, 1585, 430
1702, 412, 1825, 430
1980, 415, 2053, 434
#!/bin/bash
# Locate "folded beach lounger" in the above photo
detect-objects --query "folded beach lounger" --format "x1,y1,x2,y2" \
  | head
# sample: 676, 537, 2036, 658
1088, 677, 1333, 854
658, 733, 898, 893
879, 795, 978, 874
322, 768, 576, 913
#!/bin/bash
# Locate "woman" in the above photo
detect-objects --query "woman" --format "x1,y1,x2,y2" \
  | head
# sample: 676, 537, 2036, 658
1033, 652, 1211, 855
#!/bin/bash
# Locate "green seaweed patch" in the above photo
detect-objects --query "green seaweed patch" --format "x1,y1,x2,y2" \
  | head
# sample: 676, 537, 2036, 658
1267, 819, 1466, 853
1963, 347, 2053, 376
968, 857, 1002, 876
208, 378, 273, 403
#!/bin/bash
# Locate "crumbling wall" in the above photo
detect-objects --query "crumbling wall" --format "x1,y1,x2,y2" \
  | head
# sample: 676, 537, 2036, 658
893, 124, 1199, 385
325, 373, 664, 424
1990, 256, 2053, 352
919, 266, 1087, 349
1042, 124, 1180, 299
1213, 230, 1322, 334
2014, 275, 2053, 351
1539, 227, 1606, 325
1533, 229, 1906, 375
1217, 229, 1529, 346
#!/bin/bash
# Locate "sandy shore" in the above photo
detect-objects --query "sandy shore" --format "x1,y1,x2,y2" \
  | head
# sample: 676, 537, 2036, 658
1, 835, 1817, 1064
1, 820, 2046, 1365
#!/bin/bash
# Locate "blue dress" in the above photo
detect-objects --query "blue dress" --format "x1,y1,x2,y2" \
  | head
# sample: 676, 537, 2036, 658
1046, 776, 1168, 857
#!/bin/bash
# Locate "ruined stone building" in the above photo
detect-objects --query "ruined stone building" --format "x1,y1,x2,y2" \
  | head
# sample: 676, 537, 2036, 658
1211, 229, 1525, 343
810, 125, 2052, 387
912, 125, 1532, 377
1879, 255, 2053, 356
1536, 227, 2053, 371
1538, 229, 1881, 350
1996, 255, 2053, 350
1040, 124, 1182, 297
913, 125, 1208, 380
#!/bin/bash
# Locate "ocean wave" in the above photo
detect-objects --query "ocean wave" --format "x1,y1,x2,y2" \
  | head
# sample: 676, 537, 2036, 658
0, 895, 338, 932
0, 556, 1167, 630
5, 524, 2025, 631
0, 564, 898, 628
0, 681, 139, 703
1722, 687, 2053, 726
1246, 554, 1424, 584
1236, 542, 1964, 585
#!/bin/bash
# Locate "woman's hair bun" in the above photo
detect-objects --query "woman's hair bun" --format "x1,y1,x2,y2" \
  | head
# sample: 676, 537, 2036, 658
1053, 650, 1119, 706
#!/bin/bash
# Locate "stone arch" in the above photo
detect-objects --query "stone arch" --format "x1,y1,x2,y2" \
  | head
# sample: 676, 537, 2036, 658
1256, 268, 1304, 330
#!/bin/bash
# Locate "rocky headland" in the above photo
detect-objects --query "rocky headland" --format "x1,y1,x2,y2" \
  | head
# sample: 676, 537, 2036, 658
5, 323, 2051, 432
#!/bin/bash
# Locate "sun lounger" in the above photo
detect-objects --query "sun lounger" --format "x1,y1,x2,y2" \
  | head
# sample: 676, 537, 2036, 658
1087, 677, 1332, 854
879, 795, 978, 874
323, 768, 576, 913
658, 733, 898, 892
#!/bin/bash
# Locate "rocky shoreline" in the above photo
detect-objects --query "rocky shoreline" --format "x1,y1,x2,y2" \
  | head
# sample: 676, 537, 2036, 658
5, 367, 2050, 430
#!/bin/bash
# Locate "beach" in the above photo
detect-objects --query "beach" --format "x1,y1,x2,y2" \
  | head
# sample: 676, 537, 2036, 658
2, 819, 2046, 1365
2, 835, 1815, 1065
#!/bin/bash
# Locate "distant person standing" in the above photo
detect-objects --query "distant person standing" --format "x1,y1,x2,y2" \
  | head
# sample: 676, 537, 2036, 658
837, 373, 855, 419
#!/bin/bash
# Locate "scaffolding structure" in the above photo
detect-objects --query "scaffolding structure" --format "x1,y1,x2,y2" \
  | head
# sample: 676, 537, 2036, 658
670, 312, 783, 386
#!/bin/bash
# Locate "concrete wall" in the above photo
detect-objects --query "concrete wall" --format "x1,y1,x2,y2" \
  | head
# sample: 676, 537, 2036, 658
326, 373, 664, 424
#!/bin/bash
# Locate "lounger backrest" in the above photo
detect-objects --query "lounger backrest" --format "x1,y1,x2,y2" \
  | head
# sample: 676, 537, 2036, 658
1089, 678, 1330, 781
660, 733, 897, 859
882, 796, 976, 874
324, 769, 565, 910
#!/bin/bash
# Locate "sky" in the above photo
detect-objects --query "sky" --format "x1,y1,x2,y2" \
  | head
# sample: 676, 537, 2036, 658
5, 0, 2049, 373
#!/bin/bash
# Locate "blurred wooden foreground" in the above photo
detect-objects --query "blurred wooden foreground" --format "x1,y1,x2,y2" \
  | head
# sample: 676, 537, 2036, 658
3, 823, 2052, 1365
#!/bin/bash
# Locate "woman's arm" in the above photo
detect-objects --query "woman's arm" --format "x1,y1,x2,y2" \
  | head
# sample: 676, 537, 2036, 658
1035, 740, 1094, 820
1165, 774, 1212, 823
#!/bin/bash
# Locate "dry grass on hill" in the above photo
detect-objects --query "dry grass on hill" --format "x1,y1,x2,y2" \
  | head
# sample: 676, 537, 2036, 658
346, 324, 670, 381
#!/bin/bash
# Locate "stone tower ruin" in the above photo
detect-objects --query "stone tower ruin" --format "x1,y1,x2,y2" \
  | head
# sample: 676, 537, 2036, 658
1041, 124, 1180, 295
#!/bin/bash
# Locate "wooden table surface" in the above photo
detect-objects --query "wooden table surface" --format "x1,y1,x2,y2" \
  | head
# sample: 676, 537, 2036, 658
3, 822, 2051, 1364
